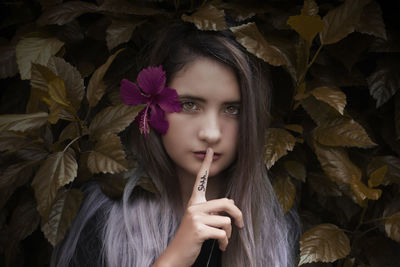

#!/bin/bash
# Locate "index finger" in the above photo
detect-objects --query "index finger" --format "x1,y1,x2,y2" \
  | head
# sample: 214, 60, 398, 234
189, 147, 214, 205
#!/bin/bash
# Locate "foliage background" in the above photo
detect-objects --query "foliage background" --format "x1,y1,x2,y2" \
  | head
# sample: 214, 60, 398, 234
0, 0, 399, 266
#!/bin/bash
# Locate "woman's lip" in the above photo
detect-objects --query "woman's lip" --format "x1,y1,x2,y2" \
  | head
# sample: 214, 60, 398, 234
194, 152, 221, 160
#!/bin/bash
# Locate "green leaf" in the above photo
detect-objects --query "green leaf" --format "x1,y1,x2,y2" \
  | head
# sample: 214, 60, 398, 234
37, 1, 99, 26
16, 34, 64, 80
87, 133, 128, 174
368, 165, 387, 188
357, 1, 387, 40
310, 86, 347, 115
41, 188, 83, 246
287, 14, 324, 43
264, 128, 296, 169
47, 57, 84, 111
86, 48, 124, 107
89, 104, 144, 139
367, 62, 400, 108
350, 176, 382, 204
301, 95, 342, 125
313, 141, 361, 184
230, 22, 287, 66
299, 224, 350, 265
385, 212, 400, 243
284, 160, 306, 182
106, 19, 144, 51
301, 0, 319, 17
272, 175, 296, 213
308, 172, 342, 197
182, 4, 227, 31
32, 148, 78, 218
320, 0, 371, 45
0, 112, 49, 132
313, 117, 376, 148
0, 44, 18, 79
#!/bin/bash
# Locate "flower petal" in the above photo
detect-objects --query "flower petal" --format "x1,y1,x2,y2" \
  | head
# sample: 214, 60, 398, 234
156, 87, 182, 113
134, 107, 150, 136
149, 105, 169, 135
120, 79, 148, 105
137, 66, 166, 95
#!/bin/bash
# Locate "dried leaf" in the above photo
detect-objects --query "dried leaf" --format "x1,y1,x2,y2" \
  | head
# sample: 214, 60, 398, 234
86, 48, 124, 107
320, 0, 371, 45
301, 95, 342, 125
368, 165, 387, 188
272, 175, 296, 213
16, 34, 64, 80
87, 133, 128, 174
308, 172, 342, 197
37, 1, 99, 26
313, 117, 376, 148
31, 148, 78, 218
313, 141, 361, 184
106, 19, 144, 51
287, 14, 324, 43
350, 176, 382, 204
42, 188, 83, 246
299, 224, 350, 265
284, 160, 306, 182
367, 63, 400, 108
265, 128, 296, 169
89, 104, 144, 139
231, 22, 287, 66
47, 57, 84, 110
284, 124, 303, 134
301, 0, 319, 17
357, 1, 387, 40
0, 112, 49, 132
310, 86, 347, 115
0, 44, 18, 78
367, 156, 400, 185
182, 5, 227, 31
385, 212, 400, 243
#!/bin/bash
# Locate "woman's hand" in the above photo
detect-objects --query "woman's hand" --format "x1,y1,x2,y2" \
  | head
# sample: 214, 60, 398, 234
152, 148, 244, 267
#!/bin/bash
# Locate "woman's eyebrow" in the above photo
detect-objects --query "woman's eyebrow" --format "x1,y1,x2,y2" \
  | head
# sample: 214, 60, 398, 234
179, 94, 241, 105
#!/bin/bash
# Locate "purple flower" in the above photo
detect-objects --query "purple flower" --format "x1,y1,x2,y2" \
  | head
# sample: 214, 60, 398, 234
120, 66, 181, 137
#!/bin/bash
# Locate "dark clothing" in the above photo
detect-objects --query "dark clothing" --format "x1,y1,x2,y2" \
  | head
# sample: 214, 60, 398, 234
192, 239, 222, 267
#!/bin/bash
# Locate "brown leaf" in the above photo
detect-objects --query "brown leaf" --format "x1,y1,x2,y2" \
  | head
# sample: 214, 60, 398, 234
385, 212, 400, 243
272, 175, 296, 213
231, 22, 287, 66
396, 93, 400, 139
301, 0, 319, 17
0, 161, 35, 190
41, 188, 83, 246
47, 57, 84, 111
37, 1, 99, 26
313, 117, 376, 148
320, 0, 371, 45
287, 14, 324, 43
0, 112, 49, 132
106, 19, 144, 51
368, 165, 387, 188
310, 86, 347, 115
8, 197, 40, 242
308, 172, 342, 197
265, 128, 296, 169
284, 160, 306, 182
98, 0, 161, 16
0, 132, 32, 152
31, 148, 78, 218
88, 104, 144, 139
284, 124, 303, 134
367, 156, 400, 185
182, 5, 227, 31
58, 122, 80, 142
86, 48, 124, 107
350, 176, 382, 204
301, 95, 342, 125
15, 33, 64, 80
357, 1, 387, 40
0, 44, 18, 78
313, 141, 361, 184
87, 133, 128, 174
299, 224, 350, 265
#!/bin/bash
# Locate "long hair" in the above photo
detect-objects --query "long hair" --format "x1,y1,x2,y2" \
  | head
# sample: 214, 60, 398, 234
51, 22, 299, 267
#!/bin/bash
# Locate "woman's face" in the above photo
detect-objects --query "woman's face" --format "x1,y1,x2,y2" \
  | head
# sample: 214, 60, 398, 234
162, 57, 240, 180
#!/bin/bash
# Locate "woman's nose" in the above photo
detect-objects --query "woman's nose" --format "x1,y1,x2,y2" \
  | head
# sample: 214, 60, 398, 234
198, 113, 221, 144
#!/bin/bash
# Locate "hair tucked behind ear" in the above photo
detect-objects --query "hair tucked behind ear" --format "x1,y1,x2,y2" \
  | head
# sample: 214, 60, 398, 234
51, 21, 300, 267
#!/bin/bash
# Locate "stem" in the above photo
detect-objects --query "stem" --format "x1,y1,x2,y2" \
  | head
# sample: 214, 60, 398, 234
63, 136, 81, 152
355, 203, 368, 232
297, 44, 323, 87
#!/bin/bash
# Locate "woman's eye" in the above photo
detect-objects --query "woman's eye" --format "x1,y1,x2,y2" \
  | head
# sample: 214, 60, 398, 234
225, 106, 240, 115
182, 101, 198, 111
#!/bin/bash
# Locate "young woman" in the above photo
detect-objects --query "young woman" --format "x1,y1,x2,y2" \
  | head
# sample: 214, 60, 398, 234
51, 22, 299, 267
